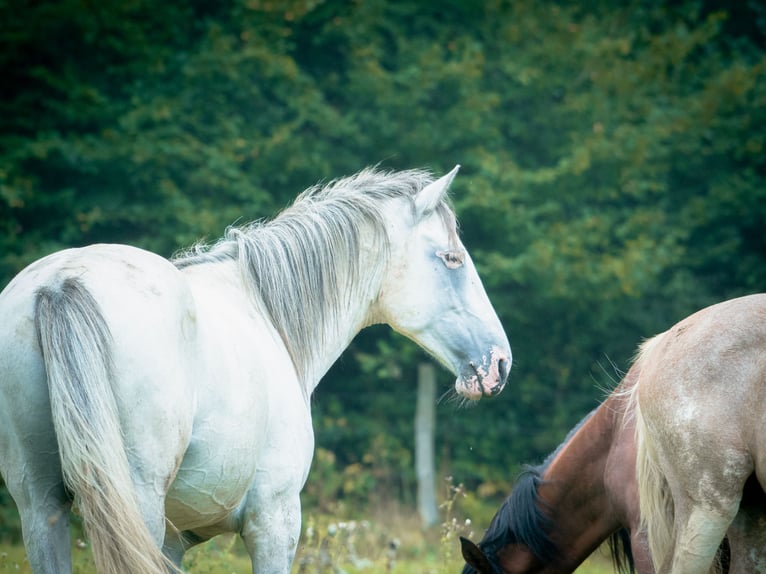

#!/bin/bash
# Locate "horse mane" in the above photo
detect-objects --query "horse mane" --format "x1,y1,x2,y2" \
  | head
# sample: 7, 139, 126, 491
609, 528, 636, 574
464, 408, 636, 574
461, 464, 556, 574
172, 167, 457, 385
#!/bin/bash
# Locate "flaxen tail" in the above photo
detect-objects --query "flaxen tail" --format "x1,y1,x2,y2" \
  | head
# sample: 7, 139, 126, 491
628, 336, 676, 573
35, 277, 174, 573
633, 395, 675, 572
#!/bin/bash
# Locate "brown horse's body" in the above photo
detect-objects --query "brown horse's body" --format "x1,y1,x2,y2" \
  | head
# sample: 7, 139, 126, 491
529, 369, 652, 573
462, 303, 766, 574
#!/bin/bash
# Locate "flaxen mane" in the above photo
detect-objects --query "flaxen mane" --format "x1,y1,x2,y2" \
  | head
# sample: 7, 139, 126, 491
173, 168, 458, 384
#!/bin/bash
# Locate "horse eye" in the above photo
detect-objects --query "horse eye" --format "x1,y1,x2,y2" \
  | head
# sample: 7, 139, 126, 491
436, 250, 465, 269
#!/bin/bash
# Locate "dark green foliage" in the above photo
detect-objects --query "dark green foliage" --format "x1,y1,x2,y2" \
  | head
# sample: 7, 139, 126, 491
1, 0, 764, 538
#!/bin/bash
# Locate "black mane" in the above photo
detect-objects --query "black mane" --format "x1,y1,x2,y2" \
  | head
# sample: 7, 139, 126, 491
609, 528, 636, 574
460, 464, 558, 574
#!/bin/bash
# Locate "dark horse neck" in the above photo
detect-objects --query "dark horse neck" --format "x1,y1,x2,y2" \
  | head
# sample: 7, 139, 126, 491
536, 379, 635, 571
462, 371, 641, 574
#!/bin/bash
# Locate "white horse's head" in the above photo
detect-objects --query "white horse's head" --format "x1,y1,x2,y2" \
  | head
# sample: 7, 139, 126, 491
373, 166, 511, 400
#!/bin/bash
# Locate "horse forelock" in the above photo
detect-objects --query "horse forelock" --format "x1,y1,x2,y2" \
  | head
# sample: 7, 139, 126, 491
173, 168, 457, 385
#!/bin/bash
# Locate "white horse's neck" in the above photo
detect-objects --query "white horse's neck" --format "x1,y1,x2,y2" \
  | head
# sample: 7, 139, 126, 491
300, 235, 390, 394
173, 179, 425, 398
301, 301, 373, 394
282, 200, 406, 394
241, 208, 396, 396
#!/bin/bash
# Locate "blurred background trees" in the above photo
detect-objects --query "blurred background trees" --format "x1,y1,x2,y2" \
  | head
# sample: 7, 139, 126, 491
1, 0, 764, 537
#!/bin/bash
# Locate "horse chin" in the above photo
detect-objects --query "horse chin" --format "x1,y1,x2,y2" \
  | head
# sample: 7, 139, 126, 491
455, 379, 485, 401
455, 375, 506, 401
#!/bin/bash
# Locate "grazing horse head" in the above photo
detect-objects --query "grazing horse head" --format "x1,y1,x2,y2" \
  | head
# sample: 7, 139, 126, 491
460, 462, 638, 574
459, 466, 564, 574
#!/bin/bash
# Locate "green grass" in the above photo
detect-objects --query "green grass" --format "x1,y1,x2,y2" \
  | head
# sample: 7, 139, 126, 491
0, 508, 616, 573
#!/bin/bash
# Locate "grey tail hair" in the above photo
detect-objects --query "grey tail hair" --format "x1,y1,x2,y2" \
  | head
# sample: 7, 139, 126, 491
35, 277, 178, 574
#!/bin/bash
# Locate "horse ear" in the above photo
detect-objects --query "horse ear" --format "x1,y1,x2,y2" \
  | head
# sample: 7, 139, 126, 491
460, 536, 495, 574
415, 164, 460, 218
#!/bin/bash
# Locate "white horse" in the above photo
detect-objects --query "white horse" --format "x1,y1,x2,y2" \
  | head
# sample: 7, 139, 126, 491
0, 166, 511, 573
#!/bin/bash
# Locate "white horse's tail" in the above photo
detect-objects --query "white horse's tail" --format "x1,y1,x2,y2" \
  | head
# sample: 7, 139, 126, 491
628, 335, 676, 572
634, 395, 675, 572
35, 277, 174, 574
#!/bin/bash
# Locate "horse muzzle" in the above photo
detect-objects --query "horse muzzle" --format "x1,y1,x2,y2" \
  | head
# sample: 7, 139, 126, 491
455, 346, 511, 400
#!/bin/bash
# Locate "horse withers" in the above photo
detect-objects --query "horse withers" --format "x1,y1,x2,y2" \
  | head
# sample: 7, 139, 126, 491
0, 166, 511, 574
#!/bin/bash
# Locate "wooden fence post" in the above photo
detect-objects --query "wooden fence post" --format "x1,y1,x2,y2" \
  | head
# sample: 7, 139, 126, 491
415, 362, 438, 528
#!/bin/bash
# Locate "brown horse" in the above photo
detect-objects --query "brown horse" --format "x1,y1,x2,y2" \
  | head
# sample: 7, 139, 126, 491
633, 294, 766, 574
460, 344, 766, 574
460, 365, 651, 574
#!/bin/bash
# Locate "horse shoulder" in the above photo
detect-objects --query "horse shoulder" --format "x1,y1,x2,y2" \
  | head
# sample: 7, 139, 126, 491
166, 260, 314, 532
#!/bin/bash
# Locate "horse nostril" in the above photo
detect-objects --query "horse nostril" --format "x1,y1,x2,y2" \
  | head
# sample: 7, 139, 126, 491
498, 357, 510, 383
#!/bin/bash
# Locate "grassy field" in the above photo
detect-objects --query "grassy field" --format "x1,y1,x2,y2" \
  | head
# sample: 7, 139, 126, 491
0, 508, 616, 573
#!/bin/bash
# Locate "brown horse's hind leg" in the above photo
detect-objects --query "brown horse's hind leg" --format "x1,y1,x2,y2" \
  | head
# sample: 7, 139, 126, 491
723, 466, 766, 570
726, 475, 766, 574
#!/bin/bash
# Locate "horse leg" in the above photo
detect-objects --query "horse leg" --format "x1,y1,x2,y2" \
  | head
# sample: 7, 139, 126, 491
235, 428, 314, 574
666, 501, 738, 574
3, 445, 72, 572
639, 418, 748, 573
664, 446, 747, 573
629, 528, 655, 574
0, 385, 72, 572
727, 503, 766, 574
163, 532, 193, 571
162, 536, 185, 571
240, 483, 303, 573
727, 463, 766, 573
163, 530, 207, 570
124, 438, 191, 572
14, 483, 72, 573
